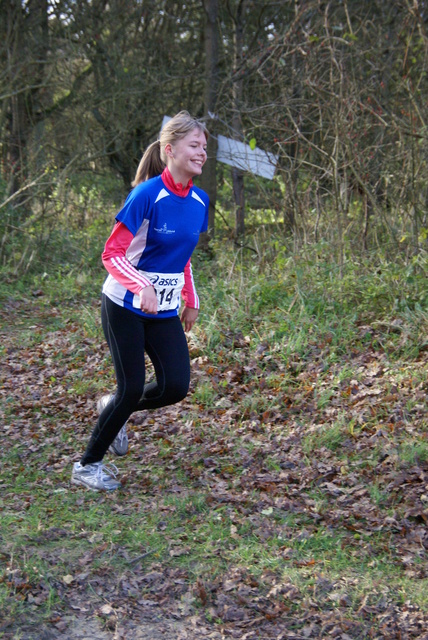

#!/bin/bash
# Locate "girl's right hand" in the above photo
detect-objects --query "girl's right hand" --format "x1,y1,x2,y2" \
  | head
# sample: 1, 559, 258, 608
139, 286, 158, 314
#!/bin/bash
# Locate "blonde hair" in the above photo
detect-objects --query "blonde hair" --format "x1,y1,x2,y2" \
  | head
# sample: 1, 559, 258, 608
132, 111, 209, 187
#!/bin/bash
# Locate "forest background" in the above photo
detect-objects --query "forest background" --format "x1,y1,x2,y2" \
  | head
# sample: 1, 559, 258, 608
0, 1, 427, 639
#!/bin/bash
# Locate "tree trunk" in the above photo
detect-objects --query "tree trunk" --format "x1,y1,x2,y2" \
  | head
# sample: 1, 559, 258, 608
200, 0, 219, 245
232, 167, 245, 237
231, 0, 246, 238
3, 0, 48, 215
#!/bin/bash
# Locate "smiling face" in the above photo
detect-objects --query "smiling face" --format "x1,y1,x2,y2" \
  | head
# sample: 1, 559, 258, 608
165, 127, 207, 185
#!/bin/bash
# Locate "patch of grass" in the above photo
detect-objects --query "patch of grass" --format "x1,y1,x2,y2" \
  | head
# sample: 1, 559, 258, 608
302, 419, 347, 453
193, 381, 219, 407
398, 440, 428, 465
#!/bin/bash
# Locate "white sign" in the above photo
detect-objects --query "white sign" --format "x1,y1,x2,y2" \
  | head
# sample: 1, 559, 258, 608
216, 134, 277, 180
161, 116, 277, 180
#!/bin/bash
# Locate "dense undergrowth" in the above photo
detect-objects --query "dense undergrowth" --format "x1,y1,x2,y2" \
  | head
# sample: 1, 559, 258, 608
0, 228, 427, 639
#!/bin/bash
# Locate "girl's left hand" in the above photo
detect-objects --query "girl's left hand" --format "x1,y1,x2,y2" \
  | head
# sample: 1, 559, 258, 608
181, 307, 199, 332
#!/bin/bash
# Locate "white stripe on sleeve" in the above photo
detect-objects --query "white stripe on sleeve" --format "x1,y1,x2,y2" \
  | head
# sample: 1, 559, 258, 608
110, 256, 152, 289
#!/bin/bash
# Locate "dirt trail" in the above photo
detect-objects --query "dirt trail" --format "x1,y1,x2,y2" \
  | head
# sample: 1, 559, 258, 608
5, 614, 224, 640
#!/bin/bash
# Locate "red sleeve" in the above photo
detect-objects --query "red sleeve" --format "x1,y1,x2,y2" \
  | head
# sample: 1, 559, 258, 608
181, 258, 199, 309
102, 221, 152, 294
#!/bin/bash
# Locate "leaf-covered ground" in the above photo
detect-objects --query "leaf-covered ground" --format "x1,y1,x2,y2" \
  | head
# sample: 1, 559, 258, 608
0, 297, 427, 639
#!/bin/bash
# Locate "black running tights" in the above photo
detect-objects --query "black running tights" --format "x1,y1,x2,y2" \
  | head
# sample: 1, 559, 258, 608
80, 295, 190, 465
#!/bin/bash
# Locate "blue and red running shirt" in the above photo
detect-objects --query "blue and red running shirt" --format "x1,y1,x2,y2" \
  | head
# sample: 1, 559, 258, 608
102, 168, 209, 318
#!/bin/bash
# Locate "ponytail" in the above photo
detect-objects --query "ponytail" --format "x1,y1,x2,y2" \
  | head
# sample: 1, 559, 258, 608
131, 140, 165, 187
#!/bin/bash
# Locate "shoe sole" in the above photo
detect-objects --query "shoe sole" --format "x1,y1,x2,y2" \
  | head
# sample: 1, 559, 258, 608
71, 477, 120, 492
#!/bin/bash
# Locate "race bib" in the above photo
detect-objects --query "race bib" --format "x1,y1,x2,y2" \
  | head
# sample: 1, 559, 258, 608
132, 271, 185, 312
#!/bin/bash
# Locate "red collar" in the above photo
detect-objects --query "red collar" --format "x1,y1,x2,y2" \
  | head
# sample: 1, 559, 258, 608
161, 167, 193, 197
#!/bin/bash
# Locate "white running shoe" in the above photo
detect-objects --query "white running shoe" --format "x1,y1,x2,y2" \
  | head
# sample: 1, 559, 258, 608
71, 461, 121, 491
97, 394, 129, 456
